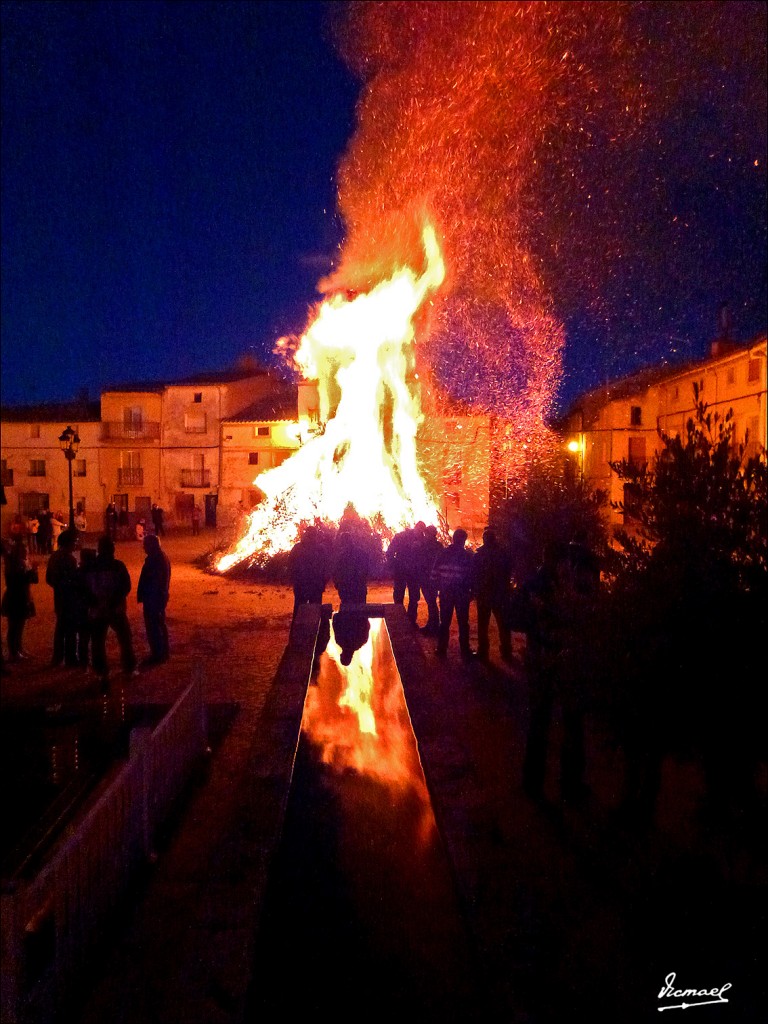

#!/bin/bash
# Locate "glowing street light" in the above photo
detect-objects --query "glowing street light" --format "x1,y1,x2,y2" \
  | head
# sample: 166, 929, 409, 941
58, 425, 80, 530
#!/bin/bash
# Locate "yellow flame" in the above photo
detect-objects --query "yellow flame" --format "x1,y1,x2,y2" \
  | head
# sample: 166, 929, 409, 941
216, 225, 445, 571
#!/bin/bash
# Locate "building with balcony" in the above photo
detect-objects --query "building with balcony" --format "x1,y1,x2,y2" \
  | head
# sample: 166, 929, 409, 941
0, 400, 103, 533
2, 363, 492, 541
559, 333, 767, 528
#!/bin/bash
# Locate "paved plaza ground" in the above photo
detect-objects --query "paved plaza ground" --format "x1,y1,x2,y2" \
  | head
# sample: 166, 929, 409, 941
2, 529, 766, 1023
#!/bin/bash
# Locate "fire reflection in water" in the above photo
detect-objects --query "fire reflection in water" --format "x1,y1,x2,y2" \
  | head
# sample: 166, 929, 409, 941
302, 614, 434, 847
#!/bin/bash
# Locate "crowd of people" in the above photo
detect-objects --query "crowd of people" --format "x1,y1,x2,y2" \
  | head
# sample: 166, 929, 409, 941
287, 516, 539, 667
285, 514, 603, 806
2, 524, 172, 687
3, 503, 603, 806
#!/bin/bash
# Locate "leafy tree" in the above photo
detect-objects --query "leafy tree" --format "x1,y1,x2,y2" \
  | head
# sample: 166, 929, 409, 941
609, 385, 767, 592
606, 387, 767, 818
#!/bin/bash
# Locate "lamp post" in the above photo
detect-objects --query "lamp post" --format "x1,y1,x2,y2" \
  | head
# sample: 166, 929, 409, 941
58, 425, 80, 530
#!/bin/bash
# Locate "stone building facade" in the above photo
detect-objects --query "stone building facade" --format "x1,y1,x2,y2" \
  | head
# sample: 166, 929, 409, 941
559, 333, 767, 527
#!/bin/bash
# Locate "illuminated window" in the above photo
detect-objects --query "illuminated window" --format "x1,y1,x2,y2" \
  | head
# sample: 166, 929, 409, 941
748, 359, 761, 383
248, 452, 259, 465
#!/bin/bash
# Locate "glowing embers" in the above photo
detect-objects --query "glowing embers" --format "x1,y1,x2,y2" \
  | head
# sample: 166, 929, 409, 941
215, 226, 444, 572
302, 614, 432, 828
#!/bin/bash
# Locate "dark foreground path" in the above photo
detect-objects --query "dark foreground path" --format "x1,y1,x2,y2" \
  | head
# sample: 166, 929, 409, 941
3, 532, 766, 1023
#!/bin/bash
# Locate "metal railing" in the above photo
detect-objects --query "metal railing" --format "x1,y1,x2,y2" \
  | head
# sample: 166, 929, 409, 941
101, 422, 160, 441
180, 469, 211, 488
0, 673, 207, 1024
117, 467, 144, 486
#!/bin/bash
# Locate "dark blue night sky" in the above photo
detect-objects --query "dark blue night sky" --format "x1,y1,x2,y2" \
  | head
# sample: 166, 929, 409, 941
2, 0, 766, 414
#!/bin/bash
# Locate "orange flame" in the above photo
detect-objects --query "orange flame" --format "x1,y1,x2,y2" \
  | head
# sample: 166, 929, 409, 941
216, 225, 444, 570
303, 619, 431, 810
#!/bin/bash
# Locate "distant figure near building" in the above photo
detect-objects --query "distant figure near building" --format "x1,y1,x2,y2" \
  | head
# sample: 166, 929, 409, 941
46, 528, 80, 667
151, 503, 165, 537
287, 525, 331, 618
473, 527, 513, 663
433, 528, 475, 660
137, 534, 171, 666
191, 504, 202, 536
105, 502, 119, 541
88, 535, 137, 685
27, 515, 39, 554
37, 510, 53, 554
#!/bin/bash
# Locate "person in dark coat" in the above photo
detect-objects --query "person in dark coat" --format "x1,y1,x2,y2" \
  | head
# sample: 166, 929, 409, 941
137, 534, 171, 665
45, 528, 80, 667
287, 525, 331, 618
433, 528, 475, 660
105, 502, 119, 541
473, 527, 513, 663
88, 535, 137, 683
522, 536, 599, 805
418, 525, 443, 636
75, 548, 97, 668
332, 524, 371, 606
37, 509, 53, 555
1, 540, 38, 661
151, 503, 165, 537
387, 527, 415, 608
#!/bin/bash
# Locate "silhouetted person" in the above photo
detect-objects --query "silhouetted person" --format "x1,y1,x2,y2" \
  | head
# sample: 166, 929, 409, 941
151, 503, 165, 537
418, 525, 443, 636
191, 504, 202, 536
288, 526, 331, 618
433, 528, 475, 660
522, 536, 598, 805
88, 535, 137, 684
46, 527, 80, 667
473, 527, 513, 663
332, 609, 371, 666
1, 540, 38, 662
37, 509, 53, 554
137, 533, 171, 665
75, 548, 97, 668
387, 527, 414, 607
333, 524, 371, 606
105, 502, 119, 541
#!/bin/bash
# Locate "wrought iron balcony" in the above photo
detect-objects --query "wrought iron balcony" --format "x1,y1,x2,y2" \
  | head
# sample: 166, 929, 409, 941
118, 467, 144, 486
101, 421, 160, 441
180, 469, 211, 488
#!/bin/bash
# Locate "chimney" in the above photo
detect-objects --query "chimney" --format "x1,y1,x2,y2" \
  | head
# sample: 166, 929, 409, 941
711, 303, 735, 357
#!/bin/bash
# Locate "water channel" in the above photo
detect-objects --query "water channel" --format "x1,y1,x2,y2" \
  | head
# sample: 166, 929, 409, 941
248, 611, 483, 1019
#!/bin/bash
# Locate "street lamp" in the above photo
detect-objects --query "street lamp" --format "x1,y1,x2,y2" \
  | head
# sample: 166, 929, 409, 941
58, 425, 80, 530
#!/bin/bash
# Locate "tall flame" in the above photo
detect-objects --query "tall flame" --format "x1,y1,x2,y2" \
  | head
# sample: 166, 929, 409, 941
217, 225, 444, 571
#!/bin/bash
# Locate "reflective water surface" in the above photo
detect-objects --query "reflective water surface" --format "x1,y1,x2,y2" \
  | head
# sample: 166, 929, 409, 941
249, 614, 481, 1018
